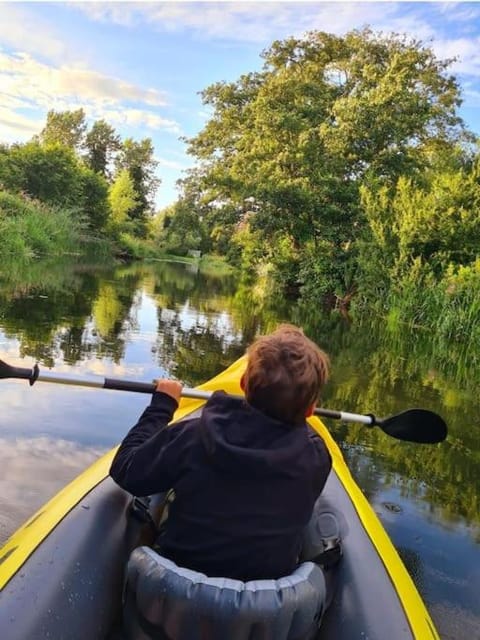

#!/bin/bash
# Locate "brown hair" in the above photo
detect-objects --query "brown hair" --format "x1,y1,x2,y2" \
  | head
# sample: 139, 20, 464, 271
243, 324, 329, 425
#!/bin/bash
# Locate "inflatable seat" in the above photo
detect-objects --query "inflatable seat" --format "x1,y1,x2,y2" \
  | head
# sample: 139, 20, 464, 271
122, 546, 326, 640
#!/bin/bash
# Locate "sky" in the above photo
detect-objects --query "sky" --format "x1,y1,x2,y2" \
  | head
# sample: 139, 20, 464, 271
1, 1, 480, 210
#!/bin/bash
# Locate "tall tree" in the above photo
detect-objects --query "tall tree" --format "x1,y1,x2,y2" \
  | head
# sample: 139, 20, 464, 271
108, 168, 138, 234
85, 120, 121, 178
79, 166, 110, 230
185, 28, 469, 297
40, 109, 87, 152
115, 138, 160, 235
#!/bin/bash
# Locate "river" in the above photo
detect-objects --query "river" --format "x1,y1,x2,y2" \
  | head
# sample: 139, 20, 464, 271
0, 258, 478, 639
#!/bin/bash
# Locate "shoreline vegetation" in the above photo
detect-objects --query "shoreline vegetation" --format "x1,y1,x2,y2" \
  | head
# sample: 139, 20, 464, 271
1, 28, 480, 346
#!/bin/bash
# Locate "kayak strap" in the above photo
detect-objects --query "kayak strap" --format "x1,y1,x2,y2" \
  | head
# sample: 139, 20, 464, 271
129, 497, 159, 537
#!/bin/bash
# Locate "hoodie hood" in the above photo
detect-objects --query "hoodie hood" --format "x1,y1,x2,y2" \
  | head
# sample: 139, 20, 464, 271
199, 391, 310, 476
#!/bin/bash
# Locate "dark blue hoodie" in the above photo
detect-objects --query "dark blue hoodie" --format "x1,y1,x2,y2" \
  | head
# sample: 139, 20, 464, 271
110, 390, 332, 581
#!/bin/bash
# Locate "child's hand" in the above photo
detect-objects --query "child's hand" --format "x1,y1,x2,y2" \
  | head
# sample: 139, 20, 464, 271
155, 379, 183, 403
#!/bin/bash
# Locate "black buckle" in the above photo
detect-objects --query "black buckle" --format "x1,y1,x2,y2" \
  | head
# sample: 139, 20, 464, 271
312, 537, 342, 570
130, 497, 158, 534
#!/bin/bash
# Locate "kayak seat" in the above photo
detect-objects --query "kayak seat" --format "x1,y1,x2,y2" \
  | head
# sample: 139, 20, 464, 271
122, 546, 327, 640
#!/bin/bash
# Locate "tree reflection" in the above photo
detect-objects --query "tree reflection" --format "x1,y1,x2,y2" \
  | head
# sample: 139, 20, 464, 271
0, 260, 140, 365
301, 312, 480, 533
0, 257, 478, 534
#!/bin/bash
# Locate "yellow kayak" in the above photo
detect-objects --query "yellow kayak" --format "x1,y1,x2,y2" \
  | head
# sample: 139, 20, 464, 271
0, 356, 439, 639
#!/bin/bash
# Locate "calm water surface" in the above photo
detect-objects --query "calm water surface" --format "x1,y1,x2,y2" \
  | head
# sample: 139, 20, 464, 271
0, 259, 479, 639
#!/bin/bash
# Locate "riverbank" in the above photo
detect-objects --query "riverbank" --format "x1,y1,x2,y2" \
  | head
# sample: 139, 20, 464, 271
0, 190, 111, 261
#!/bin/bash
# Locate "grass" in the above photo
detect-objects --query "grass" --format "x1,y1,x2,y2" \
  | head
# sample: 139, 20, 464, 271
0, 190, 110, 261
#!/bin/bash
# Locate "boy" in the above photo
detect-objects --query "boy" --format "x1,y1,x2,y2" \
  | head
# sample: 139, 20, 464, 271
110, 324, 333, 581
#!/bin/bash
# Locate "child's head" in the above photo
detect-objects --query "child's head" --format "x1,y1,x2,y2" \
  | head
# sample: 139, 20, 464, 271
241, 324, 329, 425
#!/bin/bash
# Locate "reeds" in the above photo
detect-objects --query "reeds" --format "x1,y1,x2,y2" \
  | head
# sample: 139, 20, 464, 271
0, 190, 107, 260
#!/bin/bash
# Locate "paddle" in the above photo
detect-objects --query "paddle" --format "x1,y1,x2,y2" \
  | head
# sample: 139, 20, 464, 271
0, 358, 447, 444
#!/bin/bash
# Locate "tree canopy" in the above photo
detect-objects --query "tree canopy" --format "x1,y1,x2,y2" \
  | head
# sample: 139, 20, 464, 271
182, 28, 473, 299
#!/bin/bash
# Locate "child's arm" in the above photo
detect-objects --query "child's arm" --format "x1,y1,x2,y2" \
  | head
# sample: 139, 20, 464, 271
110, 382, 186, 496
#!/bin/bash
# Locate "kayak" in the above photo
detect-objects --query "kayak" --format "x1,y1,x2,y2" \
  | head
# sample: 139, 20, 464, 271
0, 356, 440, 639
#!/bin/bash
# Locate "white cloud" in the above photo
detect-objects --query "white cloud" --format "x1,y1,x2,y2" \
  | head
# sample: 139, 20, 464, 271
0, 107, 43, 142
155, 155, 189, 171
0, 436, 108, 543
0, 50, 180, 142
75, 2, 426, 44
75, 1, 139, 28
74, 2, 480, 81
1, 51, 167, 108
105, 108, 182, 134
437, 2, 480, 24
0, 3, 68, 62
431, 37, 480, 77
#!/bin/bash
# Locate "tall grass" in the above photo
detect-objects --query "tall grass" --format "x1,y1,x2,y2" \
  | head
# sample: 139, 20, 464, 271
370, 259, 480, 394
384, 259, 480, 345
0, 190, 110, 260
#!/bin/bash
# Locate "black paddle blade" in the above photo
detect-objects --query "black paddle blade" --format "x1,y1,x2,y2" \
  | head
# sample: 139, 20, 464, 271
378, 409, 448, 444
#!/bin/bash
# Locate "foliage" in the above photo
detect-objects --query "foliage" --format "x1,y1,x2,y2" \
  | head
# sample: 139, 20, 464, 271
1, 109, 162, 252
108, 168, 138, 235
154, 198, 204, 255
85, 119, 121, 178
115, 138, 160, 234
0, 190, 87, 260
0, 142, 84, 207
0, 141, 112, 232
359, 162, 480, 280
39, 108, 87, 152
79, 165, 111, 230
354, 158, 480, 325
183, 28, 468, 301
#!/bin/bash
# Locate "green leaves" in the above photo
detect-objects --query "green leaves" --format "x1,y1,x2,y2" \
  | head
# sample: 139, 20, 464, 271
40, 109, 87, 152
182, 27, 471, 305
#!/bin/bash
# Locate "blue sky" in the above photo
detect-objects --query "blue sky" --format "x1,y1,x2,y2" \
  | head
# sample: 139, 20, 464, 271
1, 1, 480, 209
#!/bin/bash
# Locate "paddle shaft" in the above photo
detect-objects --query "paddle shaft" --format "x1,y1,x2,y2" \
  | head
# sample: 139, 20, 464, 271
2, 361, 375, 426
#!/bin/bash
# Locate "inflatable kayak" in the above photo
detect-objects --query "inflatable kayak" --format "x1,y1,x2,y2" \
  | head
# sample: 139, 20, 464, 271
0, 357, 440, 639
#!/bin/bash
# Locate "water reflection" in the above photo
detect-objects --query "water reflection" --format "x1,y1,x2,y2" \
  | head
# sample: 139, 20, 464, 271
0, 257, 479, 635
0, 436, 106, 545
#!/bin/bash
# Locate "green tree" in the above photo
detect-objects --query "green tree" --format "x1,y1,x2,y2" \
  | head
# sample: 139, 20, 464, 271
115, 138, 160, 235
85, 119, 121, 178
155, 198, 204, 255
0, 142, 83, 206
0, 142, 110, 231
79, 166, 110, 230
359, 161, 480, 283
185, 28, 468, 299
108, 168, 138, 234
39, 109, 87, 152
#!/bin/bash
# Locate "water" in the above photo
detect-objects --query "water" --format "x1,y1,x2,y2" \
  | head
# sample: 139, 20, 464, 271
0, 258, 478, 638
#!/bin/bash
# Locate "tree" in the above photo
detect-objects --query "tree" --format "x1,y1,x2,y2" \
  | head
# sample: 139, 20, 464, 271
154, 198, 204, 255
40, 109, 87, 152
79, 166, 110, 230
115, 138, 160, 235
85, 120, 121, 178
0, 141, 110, 230
108, 168, 138, 234
184, 28, 469, 298
1, 141, 83, 206
359, 161, 480, 282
